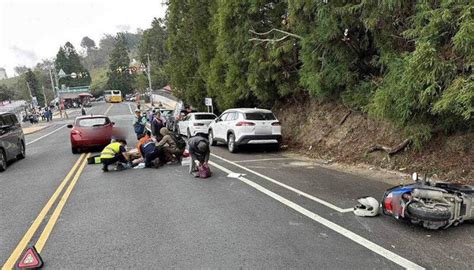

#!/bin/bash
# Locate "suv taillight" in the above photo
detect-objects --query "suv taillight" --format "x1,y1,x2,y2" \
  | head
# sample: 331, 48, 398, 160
272, 122, 281, 126
236, 121, 255, 126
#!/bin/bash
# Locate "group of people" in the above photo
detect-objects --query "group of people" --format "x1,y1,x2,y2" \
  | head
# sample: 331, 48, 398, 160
99, 108, 211, 177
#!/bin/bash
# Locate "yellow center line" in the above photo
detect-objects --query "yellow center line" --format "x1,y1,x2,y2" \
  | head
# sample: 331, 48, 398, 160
2, 153, 86, 270
36, 153, 91, 253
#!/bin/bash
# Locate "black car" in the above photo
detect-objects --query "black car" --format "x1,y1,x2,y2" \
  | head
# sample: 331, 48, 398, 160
0, 112, 25, 171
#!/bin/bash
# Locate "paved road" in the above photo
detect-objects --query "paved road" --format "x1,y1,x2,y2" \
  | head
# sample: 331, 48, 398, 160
1, 102, 472, 269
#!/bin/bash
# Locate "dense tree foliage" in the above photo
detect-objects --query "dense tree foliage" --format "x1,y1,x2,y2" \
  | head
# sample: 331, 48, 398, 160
55, 42, 91, 88
165, 0, 473, 142
106, 33, 134, 94
139, 18, 169, 89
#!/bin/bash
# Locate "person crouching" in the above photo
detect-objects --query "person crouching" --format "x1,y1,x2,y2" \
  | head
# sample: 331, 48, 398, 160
187, 134, 210, 176
100, 139, 129, 172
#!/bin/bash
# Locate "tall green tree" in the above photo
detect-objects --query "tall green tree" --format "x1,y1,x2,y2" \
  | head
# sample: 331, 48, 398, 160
24, 69, 43, 106
139, 18, 169, 89
55, 42, 91, 88
106, 33, 134, 94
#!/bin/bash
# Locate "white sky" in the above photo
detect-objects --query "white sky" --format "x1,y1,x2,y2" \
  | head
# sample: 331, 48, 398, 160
0, 0, 167, 77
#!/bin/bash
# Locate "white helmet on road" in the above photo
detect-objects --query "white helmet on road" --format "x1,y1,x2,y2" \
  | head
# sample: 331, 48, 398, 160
354, 197, 379, 217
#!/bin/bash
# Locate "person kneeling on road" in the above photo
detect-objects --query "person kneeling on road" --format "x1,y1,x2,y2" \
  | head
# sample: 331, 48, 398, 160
100, 139, 129, 172
156, 127, 183, 164
188, 134, 210, 176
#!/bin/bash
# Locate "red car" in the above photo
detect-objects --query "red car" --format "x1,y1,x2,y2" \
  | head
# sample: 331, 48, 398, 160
67, 115, 114, 154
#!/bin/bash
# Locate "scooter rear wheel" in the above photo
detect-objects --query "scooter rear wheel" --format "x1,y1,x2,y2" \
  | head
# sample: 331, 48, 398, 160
407, 202, 451, 222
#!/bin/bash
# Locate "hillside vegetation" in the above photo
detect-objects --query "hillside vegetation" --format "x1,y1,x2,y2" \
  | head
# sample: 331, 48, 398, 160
166, 0, 474, 147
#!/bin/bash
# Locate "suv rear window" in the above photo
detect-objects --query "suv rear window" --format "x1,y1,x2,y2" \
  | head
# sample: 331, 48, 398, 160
77, 118, 109, 127
245, 112, 276, 121
112, 90, 121, 95
195, 114, 216, 120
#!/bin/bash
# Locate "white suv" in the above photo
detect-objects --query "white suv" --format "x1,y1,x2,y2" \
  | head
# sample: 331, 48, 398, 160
208, 108, 282, 153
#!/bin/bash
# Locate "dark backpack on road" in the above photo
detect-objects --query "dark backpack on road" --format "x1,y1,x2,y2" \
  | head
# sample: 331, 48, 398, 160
171, 133, 186, 150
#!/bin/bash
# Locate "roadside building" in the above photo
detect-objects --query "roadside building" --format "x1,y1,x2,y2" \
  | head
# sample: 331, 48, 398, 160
0, 68, 7, 80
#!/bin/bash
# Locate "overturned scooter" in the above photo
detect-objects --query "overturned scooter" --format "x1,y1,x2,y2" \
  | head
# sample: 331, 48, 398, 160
382, 173, 474, 230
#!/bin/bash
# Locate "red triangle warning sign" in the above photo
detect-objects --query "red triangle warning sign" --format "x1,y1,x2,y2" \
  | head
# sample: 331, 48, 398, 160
18, 246, 43, 269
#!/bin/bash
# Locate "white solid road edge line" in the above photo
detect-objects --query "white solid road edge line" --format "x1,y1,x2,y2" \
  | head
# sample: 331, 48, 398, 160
211, 153, 353, 213
209, 161, 424, 270
26, 125, 66, 146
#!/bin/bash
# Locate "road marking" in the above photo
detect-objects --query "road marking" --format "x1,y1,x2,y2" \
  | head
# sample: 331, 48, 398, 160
2, 154, 86, 270
35, 153, 90, 252
233, 157, 292, 163
104, 104, 113, 115
211, 153, 353, 213
209, 161, 424, 270
128, 103, 133, 115
26, 125, 66, 146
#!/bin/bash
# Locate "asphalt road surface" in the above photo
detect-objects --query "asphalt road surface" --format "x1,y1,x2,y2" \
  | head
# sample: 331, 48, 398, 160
1, 102, 473, 269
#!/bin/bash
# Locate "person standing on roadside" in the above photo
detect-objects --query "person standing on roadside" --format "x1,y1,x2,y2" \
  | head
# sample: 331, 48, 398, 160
133, 109, 147, 140
151, 111, 165, 141
59, 100, 68, 119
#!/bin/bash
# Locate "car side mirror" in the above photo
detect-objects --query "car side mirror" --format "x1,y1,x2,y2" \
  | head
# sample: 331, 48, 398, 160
67, 124, 73, 128
111, 122, 115, 126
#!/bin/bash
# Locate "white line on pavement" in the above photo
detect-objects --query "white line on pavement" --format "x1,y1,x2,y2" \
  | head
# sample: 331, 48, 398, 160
209, 161, 424, 270
233, 157, 292, 163
211, 153, 353, 213
26, 125, 66, 146
128, 103, 133, 115
104, 104, 113, 115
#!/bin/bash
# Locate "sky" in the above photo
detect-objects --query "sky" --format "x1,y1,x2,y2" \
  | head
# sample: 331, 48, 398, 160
0, 0, 167, 77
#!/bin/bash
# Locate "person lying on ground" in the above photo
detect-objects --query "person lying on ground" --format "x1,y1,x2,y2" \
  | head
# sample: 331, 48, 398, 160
187, 134, 210, 175
100, 139, 129, 172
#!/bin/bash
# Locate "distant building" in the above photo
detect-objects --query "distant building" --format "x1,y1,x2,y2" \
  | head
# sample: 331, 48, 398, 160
0, 68, 7, 80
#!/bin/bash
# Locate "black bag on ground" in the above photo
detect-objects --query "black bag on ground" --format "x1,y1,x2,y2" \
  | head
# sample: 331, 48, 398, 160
87, 154, 101, 164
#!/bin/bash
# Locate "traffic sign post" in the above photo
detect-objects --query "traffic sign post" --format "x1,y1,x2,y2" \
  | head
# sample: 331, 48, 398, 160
204, 98, 213, 113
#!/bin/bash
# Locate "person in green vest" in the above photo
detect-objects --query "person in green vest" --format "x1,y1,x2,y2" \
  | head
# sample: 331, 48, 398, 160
100, 139, 129, 172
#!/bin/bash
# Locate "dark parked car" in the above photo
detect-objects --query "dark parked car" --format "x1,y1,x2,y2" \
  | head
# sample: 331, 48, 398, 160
0, 112, 25, 171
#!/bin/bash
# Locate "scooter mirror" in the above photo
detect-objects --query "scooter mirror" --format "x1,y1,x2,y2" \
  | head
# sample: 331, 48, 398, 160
412, 172, 418, 181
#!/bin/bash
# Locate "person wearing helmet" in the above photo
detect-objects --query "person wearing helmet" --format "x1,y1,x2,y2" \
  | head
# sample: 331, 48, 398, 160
353, 196, 380, 217
187, 134, 210, 176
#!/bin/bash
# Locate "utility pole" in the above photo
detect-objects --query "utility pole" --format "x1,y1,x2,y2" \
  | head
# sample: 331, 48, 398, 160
49, 69, 56, 98
42, 86, 48, 107
25, 81, 33, 99
147, 54, 152, 92
147, 54, 153, 106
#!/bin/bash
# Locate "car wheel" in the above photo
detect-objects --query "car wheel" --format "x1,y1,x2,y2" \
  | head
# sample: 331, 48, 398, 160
209, 130, 217, 146
0, 149, 6, 172
227, 133, 238, 153
71, 147, 79, 154
17, 141, 26, 159
187, 128, 192, 138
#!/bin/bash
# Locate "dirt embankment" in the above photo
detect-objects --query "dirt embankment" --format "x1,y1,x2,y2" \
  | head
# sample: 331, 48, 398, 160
273, 99, 474, 184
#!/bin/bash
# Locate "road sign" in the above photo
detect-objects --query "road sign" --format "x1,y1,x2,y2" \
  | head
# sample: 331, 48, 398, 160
70, 72, 77, 79
58, 69, 66, 78
17, 246, 43, 269
204, 98, 212, 106
32, 97, 38, 107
